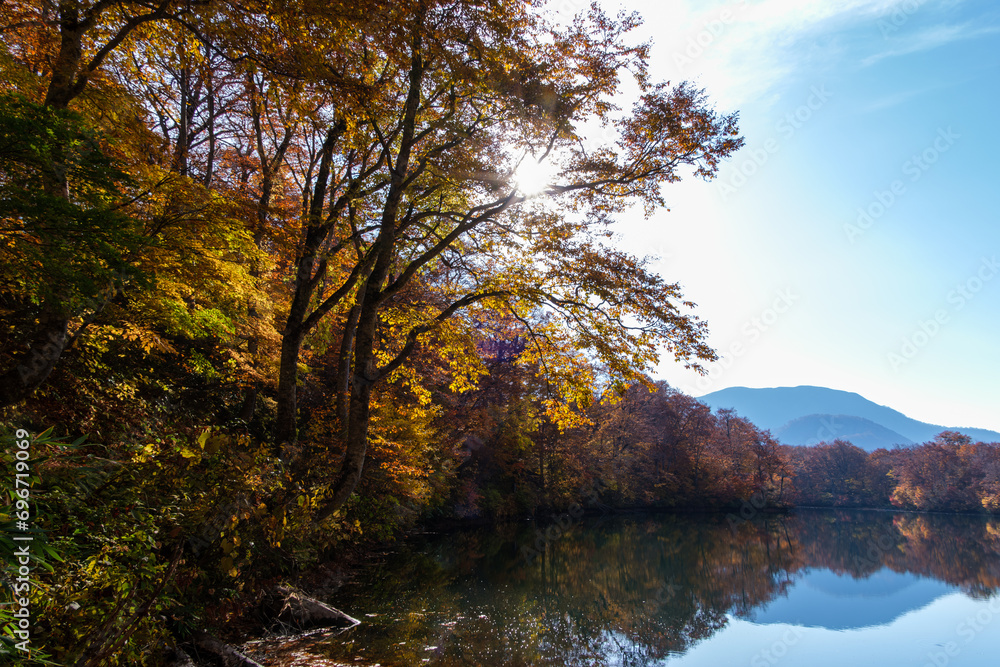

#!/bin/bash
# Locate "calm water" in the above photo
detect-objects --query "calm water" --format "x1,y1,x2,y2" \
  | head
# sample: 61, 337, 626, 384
266, 510, 1000, 666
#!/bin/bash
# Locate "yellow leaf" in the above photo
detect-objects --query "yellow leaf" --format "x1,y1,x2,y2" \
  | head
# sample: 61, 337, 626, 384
179, 446, 201, 460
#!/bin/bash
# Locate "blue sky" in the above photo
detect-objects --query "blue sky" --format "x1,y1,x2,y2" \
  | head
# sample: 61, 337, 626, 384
592, 0, 1000, 431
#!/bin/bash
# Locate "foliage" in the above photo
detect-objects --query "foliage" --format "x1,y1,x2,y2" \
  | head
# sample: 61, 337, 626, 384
784, 433, 1000, 513
3, 0, 994, 664
0, 95, 144, 317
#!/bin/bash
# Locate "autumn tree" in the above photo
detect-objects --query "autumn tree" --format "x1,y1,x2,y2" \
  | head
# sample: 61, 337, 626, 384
713, 409, 790, 504
890, 432, 983, 511
793, 441, 874, 506
0, 0, 214, 407
243, 1, 743, 522
0, 1, 760, 658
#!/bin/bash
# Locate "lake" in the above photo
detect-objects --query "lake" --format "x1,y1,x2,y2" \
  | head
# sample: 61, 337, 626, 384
263, 509, 1000, 666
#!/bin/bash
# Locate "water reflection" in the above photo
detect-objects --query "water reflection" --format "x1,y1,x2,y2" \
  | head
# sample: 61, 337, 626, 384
269, 511, 1000, 666
750, 568, 955, 629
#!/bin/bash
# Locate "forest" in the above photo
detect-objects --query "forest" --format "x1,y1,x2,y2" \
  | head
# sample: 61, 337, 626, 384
1, 0, 998, 664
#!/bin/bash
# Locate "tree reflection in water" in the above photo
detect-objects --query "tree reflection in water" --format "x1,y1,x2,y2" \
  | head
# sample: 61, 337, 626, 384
271, 511, 1000, 666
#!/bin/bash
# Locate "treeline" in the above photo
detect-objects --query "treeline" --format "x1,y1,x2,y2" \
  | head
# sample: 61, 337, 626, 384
446, 376, 792, 517
444, 366, 1000, 520
787, 434, 1000, 513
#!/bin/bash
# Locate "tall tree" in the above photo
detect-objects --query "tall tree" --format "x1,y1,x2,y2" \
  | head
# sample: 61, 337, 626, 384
262, 1, 745, 521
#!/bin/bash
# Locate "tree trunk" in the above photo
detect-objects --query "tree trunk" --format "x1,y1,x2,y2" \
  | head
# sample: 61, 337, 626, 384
313, 301, 379, 521
313, 222, 396, 521
272, 121, 343, 446
238, 128, 276, 423
203, 50, 216, 187
310, 40, 425, 523
273, 328, 305, 448
237, 382, 257, 423
335, 304, 361, 439
190, 633, 263, 667
44, 7, 84, 111
174, 67, 190, 175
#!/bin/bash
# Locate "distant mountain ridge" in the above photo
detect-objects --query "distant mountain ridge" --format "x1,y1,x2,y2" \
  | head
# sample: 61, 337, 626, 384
775, 414, 914, 450
699, 386, 1000, 451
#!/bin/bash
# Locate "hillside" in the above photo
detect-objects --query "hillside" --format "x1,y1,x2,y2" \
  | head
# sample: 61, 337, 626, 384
774, 414, 913, 452
700, 386, 1000, 449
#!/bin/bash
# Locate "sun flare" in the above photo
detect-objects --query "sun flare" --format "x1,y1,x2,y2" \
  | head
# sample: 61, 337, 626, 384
513, 155, 560, 197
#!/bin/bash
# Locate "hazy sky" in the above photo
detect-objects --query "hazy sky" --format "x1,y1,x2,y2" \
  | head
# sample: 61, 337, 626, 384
581, 0, 1000, 430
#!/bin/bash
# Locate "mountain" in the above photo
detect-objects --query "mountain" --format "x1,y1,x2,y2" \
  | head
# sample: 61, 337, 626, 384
775, 415, 913, 451
750, 568, 957, 630
699, 386, 1000, 451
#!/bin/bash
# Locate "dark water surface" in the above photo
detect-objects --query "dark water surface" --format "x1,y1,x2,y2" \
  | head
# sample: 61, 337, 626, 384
264, 510, 1000, 666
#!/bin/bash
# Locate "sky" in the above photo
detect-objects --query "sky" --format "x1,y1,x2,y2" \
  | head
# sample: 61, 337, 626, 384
564, 0, 1000, 431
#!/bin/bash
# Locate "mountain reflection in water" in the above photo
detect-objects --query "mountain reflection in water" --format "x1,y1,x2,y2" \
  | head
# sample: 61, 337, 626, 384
259, 510, 1000, 666
749, 568, 955, 629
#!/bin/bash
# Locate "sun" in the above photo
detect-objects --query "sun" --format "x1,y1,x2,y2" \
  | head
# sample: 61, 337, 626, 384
513, 154, 560, 197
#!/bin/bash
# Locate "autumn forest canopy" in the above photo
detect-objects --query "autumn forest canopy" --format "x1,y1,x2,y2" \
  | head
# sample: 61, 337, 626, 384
1, 0, 998, 664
